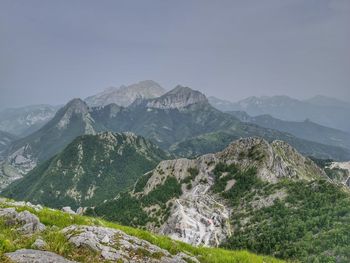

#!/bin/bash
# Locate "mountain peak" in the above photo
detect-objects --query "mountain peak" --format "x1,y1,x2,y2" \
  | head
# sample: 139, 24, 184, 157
146, 85, 208, 109
217, 137, 325, 182
85, 80, 166, 107
64, 98, 88, 111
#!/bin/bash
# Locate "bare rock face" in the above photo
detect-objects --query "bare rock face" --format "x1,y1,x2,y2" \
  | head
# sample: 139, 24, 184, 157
5, 249, 76, 263
0, 208, 45, 234
146, 86, 208, 110
62, 225, 199, 263
161, 184, 232, 247
329, 161, 350, 188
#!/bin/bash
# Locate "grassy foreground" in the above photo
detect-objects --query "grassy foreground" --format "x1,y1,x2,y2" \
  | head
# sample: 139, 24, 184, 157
0, 201, 285, 263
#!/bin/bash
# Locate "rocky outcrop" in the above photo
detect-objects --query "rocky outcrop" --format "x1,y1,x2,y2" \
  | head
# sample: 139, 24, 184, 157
5, 249, 76, 263
62, 225, 199, 263
217, 137, 326, 182
328, 161, 350, 187
62, 206, 76, 214
146, 86, 208, 109
134, 137, 326, 246
0, 208, 45, 234
161, 184, 232, 247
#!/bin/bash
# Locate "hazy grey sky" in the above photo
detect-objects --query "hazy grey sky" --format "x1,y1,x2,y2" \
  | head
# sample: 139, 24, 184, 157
1, 0, 349, 107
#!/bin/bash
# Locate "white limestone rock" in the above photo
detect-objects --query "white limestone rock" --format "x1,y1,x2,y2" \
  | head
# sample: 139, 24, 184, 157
0, 208, 46, 234
62, 225, 198, 263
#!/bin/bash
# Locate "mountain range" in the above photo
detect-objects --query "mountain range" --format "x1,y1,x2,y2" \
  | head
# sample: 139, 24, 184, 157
1, 84, 350, 190
209, 95, 350, 132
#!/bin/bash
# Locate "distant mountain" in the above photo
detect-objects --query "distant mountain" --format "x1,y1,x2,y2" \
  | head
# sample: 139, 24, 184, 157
0, 104, 58, 137
209, 95, 350, 132
2, 99, 95, 180
305, 95, 350, 109
0, 131, 17, 156
85, 80, 166, 107
228, 111, 350, 150
2, 132, 168, 209
208, 96, 238, 112
145, 85, 208, 109
88, 137, 350, 262
95, 85, 242, 149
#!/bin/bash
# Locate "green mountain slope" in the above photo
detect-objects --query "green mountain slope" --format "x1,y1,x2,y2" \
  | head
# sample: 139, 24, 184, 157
2, 132, 168, 209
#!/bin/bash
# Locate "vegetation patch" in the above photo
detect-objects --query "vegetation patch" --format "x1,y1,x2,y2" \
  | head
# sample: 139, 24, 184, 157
222, 179, 350, 262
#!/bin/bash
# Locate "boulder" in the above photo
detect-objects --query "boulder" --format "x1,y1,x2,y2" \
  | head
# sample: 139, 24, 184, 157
5, 249, 76, 263
31, 238, 47, 250
62, 206, 76, 214
0, 208, 45, 234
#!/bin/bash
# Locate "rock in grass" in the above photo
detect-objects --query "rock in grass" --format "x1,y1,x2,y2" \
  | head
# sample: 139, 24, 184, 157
0, 208, 45, 234
5, 249, 76, 263
62, 225, 199, 263
61, 206, 76, 214
31, 238, 47, 250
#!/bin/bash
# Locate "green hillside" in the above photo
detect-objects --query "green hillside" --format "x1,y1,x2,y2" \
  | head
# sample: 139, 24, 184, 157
2, 132, 168, 209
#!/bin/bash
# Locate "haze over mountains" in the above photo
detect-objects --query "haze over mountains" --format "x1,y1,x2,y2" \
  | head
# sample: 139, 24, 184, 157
1, 82, 350, 189
209, 95, 350, 133
228, 111, 350, 150
1, 81, 349, 179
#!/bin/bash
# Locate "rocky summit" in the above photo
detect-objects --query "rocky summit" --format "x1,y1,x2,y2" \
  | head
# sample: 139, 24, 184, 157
146, 85, 208, 109
85, 80, 166, 107
138, 137, 326, 246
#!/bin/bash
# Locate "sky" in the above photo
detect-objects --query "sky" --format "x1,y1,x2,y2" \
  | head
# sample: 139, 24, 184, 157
0, 0, 349, 108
